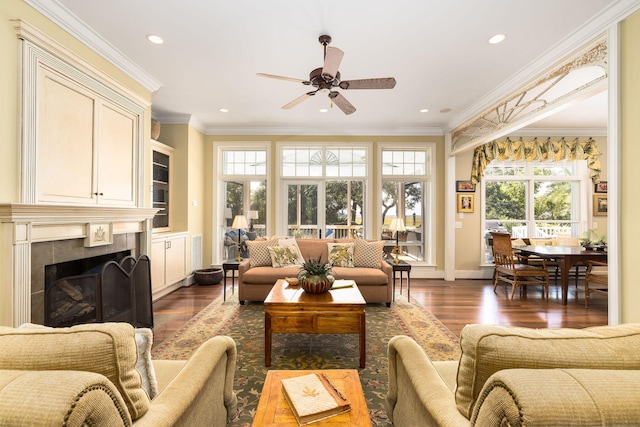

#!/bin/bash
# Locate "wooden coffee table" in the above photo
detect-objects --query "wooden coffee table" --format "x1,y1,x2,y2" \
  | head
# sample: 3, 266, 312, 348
264, 279, 367, 368
252, 369, 372, 426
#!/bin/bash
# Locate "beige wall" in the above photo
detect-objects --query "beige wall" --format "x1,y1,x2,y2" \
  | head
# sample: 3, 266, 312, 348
620, 10, 640, 322
207, 135, 446, 269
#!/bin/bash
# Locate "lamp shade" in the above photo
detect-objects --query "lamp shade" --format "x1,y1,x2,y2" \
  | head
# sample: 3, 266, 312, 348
247, 210, 259, 220
231, 215, 249, 229
389, 218, 405, 232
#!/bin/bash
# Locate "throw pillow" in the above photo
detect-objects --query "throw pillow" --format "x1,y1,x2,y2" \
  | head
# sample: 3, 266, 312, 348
268, 245, 303, 268
278, 238, 305, 264
247, 237, 279, 267
353, 238, 385, 268
134, 328, 159, 399
327, 243, 355, 267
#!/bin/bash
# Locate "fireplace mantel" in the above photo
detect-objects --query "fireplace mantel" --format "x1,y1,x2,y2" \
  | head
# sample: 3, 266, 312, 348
0, 204, 158, 326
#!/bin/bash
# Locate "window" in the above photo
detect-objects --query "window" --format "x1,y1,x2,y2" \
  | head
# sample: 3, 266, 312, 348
219, 147, 269, 261
482, 160, 587, 262
280, 145, 368, 238
381, 147, 432, 263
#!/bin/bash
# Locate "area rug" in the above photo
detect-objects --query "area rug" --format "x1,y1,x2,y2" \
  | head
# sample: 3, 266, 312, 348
153, 292, 460, 426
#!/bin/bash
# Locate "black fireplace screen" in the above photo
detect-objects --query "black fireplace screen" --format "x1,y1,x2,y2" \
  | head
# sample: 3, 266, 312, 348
45, 255, 153, 328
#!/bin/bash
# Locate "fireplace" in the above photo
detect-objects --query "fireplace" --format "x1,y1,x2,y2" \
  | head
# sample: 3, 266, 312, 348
43, 252, 153, 328
0, 204, 158, 327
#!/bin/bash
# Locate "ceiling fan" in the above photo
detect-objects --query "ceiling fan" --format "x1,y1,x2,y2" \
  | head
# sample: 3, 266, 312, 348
257, 35, 396, 115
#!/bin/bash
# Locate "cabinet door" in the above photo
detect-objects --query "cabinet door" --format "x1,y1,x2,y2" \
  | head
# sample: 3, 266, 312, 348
165, 235, 187, 285
37, 70, 96, 204
96, 101, 137, 206
151, 239, 167, 292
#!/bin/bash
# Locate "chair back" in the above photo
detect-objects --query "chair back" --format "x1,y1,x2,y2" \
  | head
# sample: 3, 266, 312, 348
555, 237, 581, 247
490, 232, 515, 267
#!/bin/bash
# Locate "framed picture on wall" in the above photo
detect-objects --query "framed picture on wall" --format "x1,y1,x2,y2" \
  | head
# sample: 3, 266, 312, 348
593, 194, 608, 216
594, 181, 608, 193
457, 194, 474, 213
456, 180, 476, 192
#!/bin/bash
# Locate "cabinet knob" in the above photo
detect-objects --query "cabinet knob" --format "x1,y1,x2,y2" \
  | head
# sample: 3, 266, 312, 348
94, 192, 104, 196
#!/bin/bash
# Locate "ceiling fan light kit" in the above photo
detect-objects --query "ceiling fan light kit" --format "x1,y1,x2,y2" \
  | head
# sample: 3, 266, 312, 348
258, 35, 396, 115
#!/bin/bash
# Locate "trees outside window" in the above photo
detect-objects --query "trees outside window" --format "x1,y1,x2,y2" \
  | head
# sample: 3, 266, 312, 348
483, 160, 586, 262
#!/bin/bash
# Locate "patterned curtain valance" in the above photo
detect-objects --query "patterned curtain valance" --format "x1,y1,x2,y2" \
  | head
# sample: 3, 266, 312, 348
470, 137, 602, 184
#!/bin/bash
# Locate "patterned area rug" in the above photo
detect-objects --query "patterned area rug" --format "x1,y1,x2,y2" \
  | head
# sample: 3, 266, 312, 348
152, 292, 460, 426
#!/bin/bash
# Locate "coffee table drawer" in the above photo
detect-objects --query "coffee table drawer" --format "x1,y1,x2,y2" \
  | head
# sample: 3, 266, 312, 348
317, 316, 361, 333
270, 315, 314, 332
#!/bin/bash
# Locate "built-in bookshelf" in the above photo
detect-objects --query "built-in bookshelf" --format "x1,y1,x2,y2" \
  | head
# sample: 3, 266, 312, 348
151, 140, 173, 231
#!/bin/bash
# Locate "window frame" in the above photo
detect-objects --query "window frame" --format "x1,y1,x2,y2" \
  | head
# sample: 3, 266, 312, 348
379, 143, 436, 266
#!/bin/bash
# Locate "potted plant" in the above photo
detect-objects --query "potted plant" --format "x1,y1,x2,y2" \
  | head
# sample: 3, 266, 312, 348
298, 255, 335, 294
580, 228, 607, 250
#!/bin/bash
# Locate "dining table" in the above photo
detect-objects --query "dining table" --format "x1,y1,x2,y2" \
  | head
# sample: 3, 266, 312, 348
516, 245, 608, 305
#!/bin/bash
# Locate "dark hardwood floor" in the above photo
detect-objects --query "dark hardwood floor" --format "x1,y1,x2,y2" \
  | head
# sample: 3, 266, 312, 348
151, 278, 608, 347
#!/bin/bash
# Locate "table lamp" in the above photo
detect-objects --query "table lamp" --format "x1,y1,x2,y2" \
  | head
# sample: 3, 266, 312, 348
389, 218, 405, 264
231, 215, 249, 262
247, 210, 259, 231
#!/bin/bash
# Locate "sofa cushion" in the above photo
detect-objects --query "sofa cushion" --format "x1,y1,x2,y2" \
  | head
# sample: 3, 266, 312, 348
268, 245, 303, 267
242, 265, 302, 284
18, 322, 158, 401
327, 242, 355, 267
247, 237, 279, 267
332, 267, 388, 285
0, 322, 150, 420
455, 323, 640, 419
296, 239, 330, 263
353, 238, 384, 268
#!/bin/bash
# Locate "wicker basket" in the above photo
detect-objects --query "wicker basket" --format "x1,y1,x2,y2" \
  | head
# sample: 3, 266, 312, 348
193, 268, 223, 285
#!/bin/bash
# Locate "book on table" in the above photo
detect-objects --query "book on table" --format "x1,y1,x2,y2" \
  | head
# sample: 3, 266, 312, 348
280, 372, 351, 426
331, 279, 355, 289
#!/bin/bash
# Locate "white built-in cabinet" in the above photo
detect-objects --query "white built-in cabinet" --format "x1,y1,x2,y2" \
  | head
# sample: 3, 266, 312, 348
15, 20, 146, 206
151, 232, 188, 297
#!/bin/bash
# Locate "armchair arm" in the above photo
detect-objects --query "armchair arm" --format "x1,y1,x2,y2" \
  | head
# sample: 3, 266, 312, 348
386, 335, 468, 426
0, 370, 131, 427
472, 368, 640, 426
136, 336, 237, 427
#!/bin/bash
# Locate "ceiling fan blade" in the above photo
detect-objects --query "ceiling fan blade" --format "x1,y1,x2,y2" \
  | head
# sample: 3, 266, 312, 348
328, 92, 356, 115
339, 77, 397, 90
257, 73, 311, 85
282, 91, 316, 109
322, 47, 344, 80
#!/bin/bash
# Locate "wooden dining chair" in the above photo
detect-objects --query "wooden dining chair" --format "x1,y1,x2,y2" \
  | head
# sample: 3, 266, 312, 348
491, 232, 549, 300
584, 260, 608, 307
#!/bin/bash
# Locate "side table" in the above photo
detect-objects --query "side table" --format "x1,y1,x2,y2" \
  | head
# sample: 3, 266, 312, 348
385, 259, 411, 302
222, 260, 242, 301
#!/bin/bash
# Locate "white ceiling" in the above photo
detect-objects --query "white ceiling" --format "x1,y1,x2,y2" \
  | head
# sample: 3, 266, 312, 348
40, 0, 628, 136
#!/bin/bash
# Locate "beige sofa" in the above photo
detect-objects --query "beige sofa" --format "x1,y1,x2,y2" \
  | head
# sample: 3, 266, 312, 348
387, 323, 640, 426
238, 238, 393, 305
0, 323, 237, 426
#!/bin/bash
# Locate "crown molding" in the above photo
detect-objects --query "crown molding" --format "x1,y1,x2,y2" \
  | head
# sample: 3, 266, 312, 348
203, 125, 444, 136
25, 0, 163, 92
447, 0, 640, 133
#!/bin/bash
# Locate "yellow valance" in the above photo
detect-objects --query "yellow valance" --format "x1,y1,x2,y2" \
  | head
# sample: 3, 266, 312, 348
470, 137, 602, 184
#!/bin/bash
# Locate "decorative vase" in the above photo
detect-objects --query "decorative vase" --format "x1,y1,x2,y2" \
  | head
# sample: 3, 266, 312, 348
300, 274, 334, 294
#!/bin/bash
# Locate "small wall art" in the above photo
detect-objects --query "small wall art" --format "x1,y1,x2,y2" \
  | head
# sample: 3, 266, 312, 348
594, 181, 608, 193
457, 194, 474, 213
593, 194, 608, 216
456, 180, 476, 192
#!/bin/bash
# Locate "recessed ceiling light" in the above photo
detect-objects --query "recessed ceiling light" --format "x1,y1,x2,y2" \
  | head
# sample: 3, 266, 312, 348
420, 109, 429, 113
146, 34, 164, 45
440, 108, 452, 113
219, 108, 229, 113
319, 108, 328, 113
488, 34, 506, 45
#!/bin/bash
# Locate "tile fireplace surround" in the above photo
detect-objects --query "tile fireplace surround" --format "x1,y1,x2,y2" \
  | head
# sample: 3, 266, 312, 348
0, 204, 157, 327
